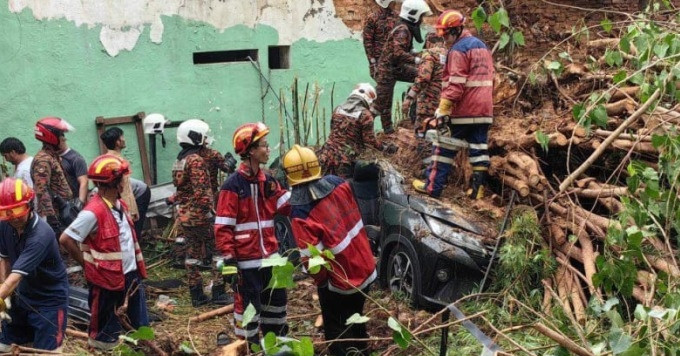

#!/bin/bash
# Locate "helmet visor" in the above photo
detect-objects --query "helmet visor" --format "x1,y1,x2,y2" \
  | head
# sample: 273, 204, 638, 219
0, 204, 29, 221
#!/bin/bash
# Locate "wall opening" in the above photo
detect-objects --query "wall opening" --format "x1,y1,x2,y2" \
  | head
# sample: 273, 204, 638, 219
193, 49, 258, 64
268, 46, 291, 69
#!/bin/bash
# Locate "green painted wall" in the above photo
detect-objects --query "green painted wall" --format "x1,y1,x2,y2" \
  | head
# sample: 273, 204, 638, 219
0, 6, 409, 184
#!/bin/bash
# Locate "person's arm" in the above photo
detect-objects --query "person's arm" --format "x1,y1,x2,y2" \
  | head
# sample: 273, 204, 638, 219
271, 179, 291, 216
77, 175, 88, 203
214, 187, 238, 260
31, 159, 55, 218
0, 273, 22, 300
189, 157, 214, 215
0, 259, 9, 283
59, 234, 84, 266
361, 110, 383, 150
392, 26, 416, 67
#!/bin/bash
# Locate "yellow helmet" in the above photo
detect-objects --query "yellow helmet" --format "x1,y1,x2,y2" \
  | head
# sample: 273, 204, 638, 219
283, 145, 321, 186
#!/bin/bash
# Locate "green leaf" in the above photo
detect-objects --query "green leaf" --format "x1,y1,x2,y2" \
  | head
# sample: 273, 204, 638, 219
603, 298, 620, 312
129, 326, 154, 341
572, 103, 586, 121
261, 254, 289, 268
654, 42, 670, 59
263, 332, 279, 353
547, 61, 562, 71
648, 308, 668, 319
387, 317, 402, 333
392, 328, 412, 349
119, 335, 139, 346
307, 255, 327, 275
558, 51, 572, 62
322, 249, 335, 260
629, 72, 645, 85
588, 105, 608, 128
307, 243, 321, 257
242, 303, 257, 326
535, 130, 549, 153
601, 18, 613, 33
346, 313, 371, 325
488, 11, 502, 33
528, 71, 537, 85
496, 8, 510, 28
512, 31, 525, 46
498, 32, 510, 50
634, 304, 648, 321
268, 261, 296, 289
471, 6, 487, 32
608, 328, 632, 354
613, 70, 627, 84
298, 337, 314, 356
604, 49, 623, 67
179, 341, 197, 354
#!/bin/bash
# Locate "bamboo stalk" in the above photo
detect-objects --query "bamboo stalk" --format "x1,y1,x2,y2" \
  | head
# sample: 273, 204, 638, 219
533, 323, 594, 356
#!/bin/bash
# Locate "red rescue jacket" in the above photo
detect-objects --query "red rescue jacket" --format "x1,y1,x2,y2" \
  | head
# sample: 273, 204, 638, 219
290, 176, 376, 294
81, 194, 147, 291
441, 30, 495, 125
214, 163, 291, 269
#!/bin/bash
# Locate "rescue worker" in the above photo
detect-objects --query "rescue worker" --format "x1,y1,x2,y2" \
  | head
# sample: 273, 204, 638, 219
31, 117, 74, 234
372, 0, 432, 133
59, 155, 149, 350
413, 10, 494, 199
363, 0, 399, 80
0, 138, 33, 187
58, 138, 88, 206
403, 33, 447, 130
0, 178, 68, 352
317, 83, 397, 178
284, 145, 376, 356
215, 122, 291, 347
100, 127, 139, 221
173, 119, 231, 307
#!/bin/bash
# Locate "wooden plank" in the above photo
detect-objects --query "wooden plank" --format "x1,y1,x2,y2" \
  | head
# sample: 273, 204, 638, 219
95, 116, 107, 154
134, 112, 152, 185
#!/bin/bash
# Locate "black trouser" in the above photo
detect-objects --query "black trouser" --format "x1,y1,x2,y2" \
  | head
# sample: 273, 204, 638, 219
318, 285, 369, 356
134, 186, 151, 240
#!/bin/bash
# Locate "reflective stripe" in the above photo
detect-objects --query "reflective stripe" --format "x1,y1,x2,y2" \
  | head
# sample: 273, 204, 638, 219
235, 234, 250, 240
175, 237, 185, 243
276, 192, 291, 210
431, 155, 455, 164
468, 143, 488, 150
234, 327, 259, 338
11, 269, 28, 276
215, 216, 236, 226
465, 80, 493, 87
134, 242, 141, 250
83, 253, 95, 264
260, 316, 287, 325
328, 269, 377, 295
330, 220, 363, 255
300, 242, 325, 257
15, 179, 22, 201
235, 220, 274, 232
89, 250, 122, 261
469, 155, 490, 163
449, 76, 467, 83
262, 305, 287, 313
238, 259, 264, 269
234, 313, 260, 323
450, 117, 493, 125
135, 253, 144, 262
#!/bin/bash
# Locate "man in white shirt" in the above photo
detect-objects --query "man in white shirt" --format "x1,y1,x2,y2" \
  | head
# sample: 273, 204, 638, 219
0, 138, 34, 187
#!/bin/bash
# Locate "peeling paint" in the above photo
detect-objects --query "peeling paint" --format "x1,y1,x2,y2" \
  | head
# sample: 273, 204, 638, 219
8, 0, 356, 56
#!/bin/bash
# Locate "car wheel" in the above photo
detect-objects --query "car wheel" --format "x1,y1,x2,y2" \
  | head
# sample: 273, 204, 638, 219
274, 214, 299, 262
386, 244, 421, 306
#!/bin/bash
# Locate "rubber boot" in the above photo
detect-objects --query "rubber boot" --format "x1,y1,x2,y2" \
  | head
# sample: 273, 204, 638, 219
211, 284, 234, 305
190, 284, 210, 307
412, 179, 429, 195
467, 171, 488, 200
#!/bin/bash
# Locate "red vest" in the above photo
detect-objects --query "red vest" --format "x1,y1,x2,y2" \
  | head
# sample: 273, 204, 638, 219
81, 195, 147, 291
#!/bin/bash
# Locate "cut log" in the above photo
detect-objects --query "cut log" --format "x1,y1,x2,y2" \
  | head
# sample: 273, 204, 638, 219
594, 129, 651, 142
610, 140, 657, 154
500, 174, 530, 197
542, 278, 553, 314
571, 187, 628, 199
533, 323, 594, 356
550, 219, 568, 246
605, 99, 636, 116
189, 304, 234, 323
568, 270, 587, 324
221, 340, 248, 356
66, 328, 88, 340
570, 222, 602, 301
609, 86, 640, 101
587, 38, 620, 49
646, 255, 680, 278
555, 266, 574, 319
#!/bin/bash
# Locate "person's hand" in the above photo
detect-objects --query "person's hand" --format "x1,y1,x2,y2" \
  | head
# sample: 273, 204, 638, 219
223, 152, 237, 173
0, 297, 11, 323
165, 194, 176, 206
217, 258, 238, 285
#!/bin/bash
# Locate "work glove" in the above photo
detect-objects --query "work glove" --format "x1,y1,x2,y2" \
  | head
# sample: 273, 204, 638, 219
434, 98, 454, 122
0, 297, 11, 323
217, 258, 238, 285
223, 152, 237, 174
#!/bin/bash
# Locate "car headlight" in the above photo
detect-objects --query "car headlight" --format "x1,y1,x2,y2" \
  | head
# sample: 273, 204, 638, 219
424, 215, 451, 237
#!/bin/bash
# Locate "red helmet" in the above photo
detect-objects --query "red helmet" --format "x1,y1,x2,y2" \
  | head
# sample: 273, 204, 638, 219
34, 117, 74, 146
0, 178, 34, 221
435, 10, 466, 36
232, 122, 270, 156
87, 154, 130, 184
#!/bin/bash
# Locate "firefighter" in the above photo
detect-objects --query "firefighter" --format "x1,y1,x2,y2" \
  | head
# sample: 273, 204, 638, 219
363, 0, 399, 80
59, 155, 149, 350
31, 117, 74, 234
317, 83, 397, 178
0, 178, 68, 352
413, 10, 494, 199
284, 145, 376, 356
372, 0, 432, 133
403, 33, 448, 130
214, 122, 291, 347
173, 119, 231, 307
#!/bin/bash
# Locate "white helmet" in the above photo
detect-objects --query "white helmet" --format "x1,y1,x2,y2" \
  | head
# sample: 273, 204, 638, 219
400, 0, 432, 23
351, 83, 377, 105
375, 0, 395, 8
177, 119, 214, 146
143, 113, 169, 134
